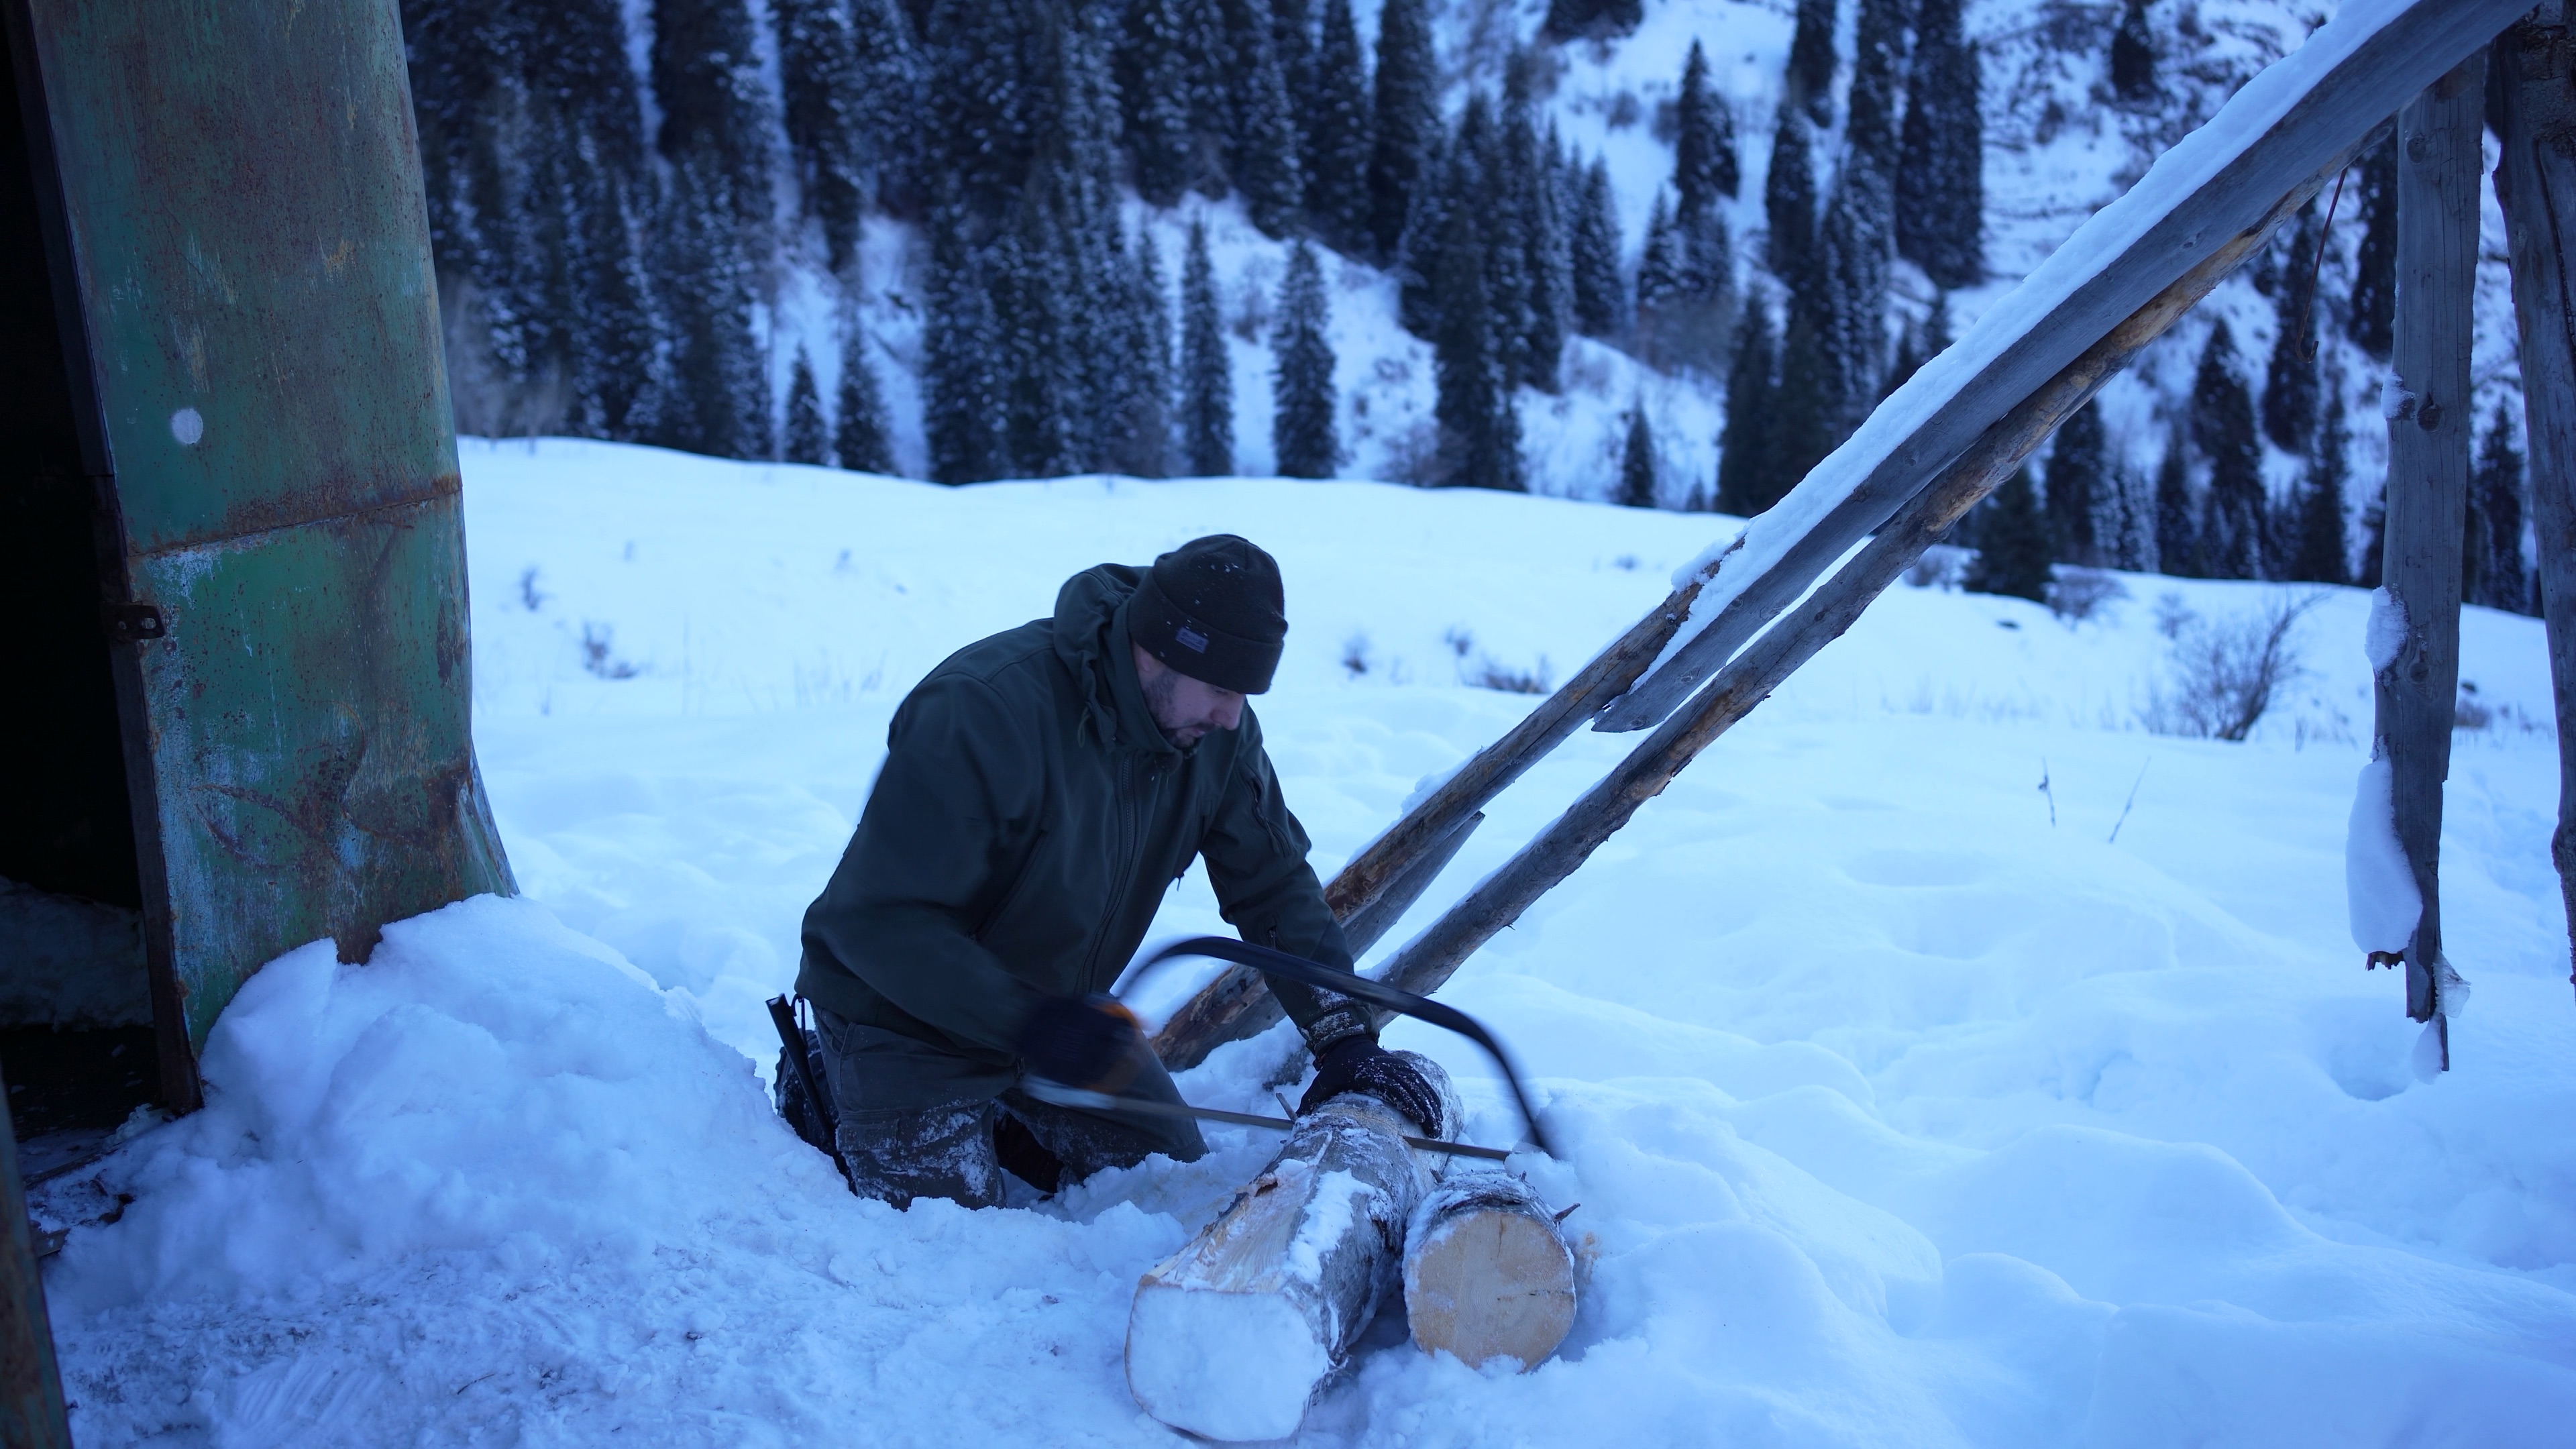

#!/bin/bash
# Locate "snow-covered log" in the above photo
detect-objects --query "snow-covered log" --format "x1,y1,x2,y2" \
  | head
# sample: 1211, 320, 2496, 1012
1125, 1065, 1454, 1441
1403, 1171, 1576, 1373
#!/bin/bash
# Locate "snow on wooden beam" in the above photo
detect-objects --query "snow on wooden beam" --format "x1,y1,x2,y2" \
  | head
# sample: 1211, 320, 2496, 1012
2370, 56, 2485, 1067
1597, 0, 2535, 735
2493, 15, 2576, 1000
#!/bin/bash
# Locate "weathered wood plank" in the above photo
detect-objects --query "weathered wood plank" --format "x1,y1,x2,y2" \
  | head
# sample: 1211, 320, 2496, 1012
1595, 0, 2533, 735
1368, 166, 2338, 1006
2493, 15, 2576, 1000
2373, 57, 2484, 1067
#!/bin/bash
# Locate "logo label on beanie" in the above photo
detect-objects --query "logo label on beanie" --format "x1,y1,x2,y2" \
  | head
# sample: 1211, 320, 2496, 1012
1176, 626, 1210, 653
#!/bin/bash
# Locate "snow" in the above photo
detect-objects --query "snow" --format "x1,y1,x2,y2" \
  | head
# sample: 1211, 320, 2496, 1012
2345, 756, 2422, 955
1128, 1273, 1330, 1442
2365, 585, 2410, 672
42, 438, 2576, 1444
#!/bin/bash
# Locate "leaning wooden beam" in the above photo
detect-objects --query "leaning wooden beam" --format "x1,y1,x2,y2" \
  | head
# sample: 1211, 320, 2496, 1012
2494, 14, 2576, 999
1593, 0, 2535, 735
1152, 574, 1709, 1068
1368, 166, 2341, 1006
2369, 56, 2485, 1069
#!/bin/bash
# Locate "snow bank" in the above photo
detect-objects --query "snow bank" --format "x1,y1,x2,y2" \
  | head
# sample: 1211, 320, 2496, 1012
43, 441, 2575, 1445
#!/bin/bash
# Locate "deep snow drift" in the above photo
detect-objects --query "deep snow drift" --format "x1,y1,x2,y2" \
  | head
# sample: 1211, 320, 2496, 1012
42, 439, 2576, 1445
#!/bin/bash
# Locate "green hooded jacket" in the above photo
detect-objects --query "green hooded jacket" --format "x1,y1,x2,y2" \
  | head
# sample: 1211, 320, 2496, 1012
794, 564, 1356, 1096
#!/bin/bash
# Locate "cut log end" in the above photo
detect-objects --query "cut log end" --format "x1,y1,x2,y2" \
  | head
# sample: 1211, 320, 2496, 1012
1403, 1172, 1577, 1373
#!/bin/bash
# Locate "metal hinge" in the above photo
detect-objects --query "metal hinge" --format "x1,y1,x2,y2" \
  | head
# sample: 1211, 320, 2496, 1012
105, 603, 166, 642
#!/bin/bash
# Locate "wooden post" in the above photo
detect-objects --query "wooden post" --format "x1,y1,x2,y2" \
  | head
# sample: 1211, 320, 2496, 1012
2493, 13, 2576, 1002
2373, 56, 2485, 1066
0, 1079, 73, 1449
1366, 162, 2344, 1006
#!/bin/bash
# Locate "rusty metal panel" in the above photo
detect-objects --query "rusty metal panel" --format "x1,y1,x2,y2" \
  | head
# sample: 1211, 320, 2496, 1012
18, 0, 513, 1070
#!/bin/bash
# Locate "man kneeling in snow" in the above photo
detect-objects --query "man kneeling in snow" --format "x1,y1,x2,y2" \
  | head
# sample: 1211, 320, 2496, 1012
795, 535, 1443, 1207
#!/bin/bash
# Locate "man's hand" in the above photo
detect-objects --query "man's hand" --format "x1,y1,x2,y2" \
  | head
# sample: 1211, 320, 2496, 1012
1298, 1037, 1446, 1138
1017, 994, 1147, 1094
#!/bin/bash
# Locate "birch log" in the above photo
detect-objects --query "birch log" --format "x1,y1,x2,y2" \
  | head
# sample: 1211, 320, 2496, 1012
2493, 13, 2576, 999
1125, 1059, 1458, 1441
2373, 57, 2484, 1067
1403, 1171, 1576, 1372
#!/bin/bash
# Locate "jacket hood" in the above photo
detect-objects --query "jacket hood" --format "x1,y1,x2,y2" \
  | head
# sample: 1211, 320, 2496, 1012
1052, 564, 1175, 755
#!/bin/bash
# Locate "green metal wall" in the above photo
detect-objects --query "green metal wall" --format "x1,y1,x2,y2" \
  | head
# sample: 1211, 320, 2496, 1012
14, 0, 513, 1099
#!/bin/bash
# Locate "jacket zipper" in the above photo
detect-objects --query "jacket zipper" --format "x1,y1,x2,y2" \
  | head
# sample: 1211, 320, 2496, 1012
1083, 751, 1146, 990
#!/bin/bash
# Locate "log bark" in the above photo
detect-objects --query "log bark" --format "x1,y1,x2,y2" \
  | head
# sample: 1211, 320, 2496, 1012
1367, 162, 2345, 1006
2493, 14, 2576, 1001
1403, 1170, 1576, 1372
1152, 566, 1710, 1069
2373, 57, 2485, 1067
1595, 0, 2533, 734
1125, 1071, 1450, 1440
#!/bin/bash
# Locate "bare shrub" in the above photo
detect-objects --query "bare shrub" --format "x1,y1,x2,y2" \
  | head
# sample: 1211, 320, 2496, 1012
1904, 545, 1970, 590
1340, 632, 1373, 679
2453, 681, 2491, 731
580, 622, 640, 680
517, 566, 547, 611
1468, 655, 1552, 694
2045, 567, 2127, 623
2139, 592, 2322, 741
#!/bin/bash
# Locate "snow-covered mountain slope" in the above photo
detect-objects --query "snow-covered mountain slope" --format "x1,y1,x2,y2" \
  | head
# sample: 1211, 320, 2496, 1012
40, 439, 2571, 1444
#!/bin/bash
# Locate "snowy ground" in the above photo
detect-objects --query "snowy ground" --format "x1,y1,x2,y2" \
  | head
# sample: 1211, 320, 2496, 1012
44, 439, 2574, 1445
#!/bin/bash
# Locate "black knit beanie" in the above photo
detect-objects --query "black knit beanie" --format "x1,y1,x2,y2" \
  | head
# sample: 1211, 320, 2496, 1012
1128, 535, 1287, 694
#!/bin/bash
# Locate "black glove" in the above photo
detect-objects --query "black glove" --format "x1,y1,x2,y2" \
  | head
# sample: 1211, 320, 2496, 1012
1298, 1036, 1445, 1138
1016, 994, 1146, 1095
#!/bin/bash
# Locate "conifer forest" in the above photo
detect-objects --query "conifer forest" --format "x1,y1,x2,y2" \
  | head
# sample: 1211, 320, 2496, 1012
400, 0, 2540, 610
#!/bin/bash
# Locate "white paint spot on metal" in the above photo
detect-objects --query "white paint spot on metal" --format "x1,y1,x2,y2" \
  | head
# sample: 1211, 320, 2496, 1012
170, 407, 205, 445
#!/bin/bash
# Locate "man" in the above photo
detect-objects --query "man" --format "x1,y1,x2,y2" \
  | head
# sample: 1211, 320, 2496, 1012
796, 535, 1443, 1208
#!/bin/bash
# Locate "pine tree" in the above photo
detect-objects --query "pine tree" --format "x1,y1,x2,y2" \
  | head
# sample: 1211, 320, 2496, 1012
2110, 0, 2157, 104
2262, 210, 2322, 451
2349, 137, 2398, 360
922, 208, 1003, 483
1619, 399, 1658, 508
565, 147, 661, 442
1788, 0, 1838, 124
2286, 388, 2351, 584
1568, 156, 1625, 337
1120, 0, 1196, 205
1176, 0, 1233, 198
776, 0, 867, 270
1635, 193, 1679, 323
1109, 229, 1175, 478
2468, 402, 2530, 612
2154, 422, 2198, 576
835, 323, 897, 473
1716, 297, 1780, 516
1229, 0, 1306, 236
653, 155, 771, 461
1393, 131, 1450, 339
2192, 319, 2265, 579
848, 0, 926, 215
1770, 297, 1839, 501
1896, 0, 1983, 291
1429, 138, 1522, 491
2046, 400, 2109, 566
651, 0, 773, 233
1180, 218, 1234, 476
1305, 0, 1375, 253
1674, 42, 1738, 215
784, 347, 828, 463
1542, 0, 1640, 39
1764, 101, 1819, 296
1462, 97, 1534, 394
1272, 241, 1338, 478
1521, 120, 1574, 390
1368, 0, 1438, 260
1965, 468, 2053, 601
2359, 491, 2387, 588
1845, 0, 1905, 178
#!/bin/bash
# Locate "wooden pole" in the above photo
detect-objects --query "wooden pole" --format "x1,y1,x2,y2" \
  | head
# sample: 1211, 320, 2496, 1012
1152, 571, 1710, 1068
0, 1078, 73, 1449
2493, 13, 2576, 1002
2373, 56, 2485, 1067
1367, 165, 2342, 1006
1593, 0, 2534, 735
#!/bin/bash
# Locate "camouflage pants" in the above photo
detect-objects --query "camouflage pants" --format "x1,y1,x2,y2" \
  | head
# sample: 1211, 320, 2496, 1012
814, 1008, 1205, 1210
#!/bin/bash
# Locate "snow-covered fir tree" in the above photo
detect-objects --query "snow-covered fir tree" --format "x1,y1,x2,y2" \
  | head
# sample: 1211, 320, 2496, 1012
1181, 218, 1234, 476
784, 348, 828, 464
2155, 421, 2197, 577
2045, 401, 2108, 568
2262, 209, 2323, 453
2192, 320, 2265, 580
2286, 386, 2351, 585
1272, 241, 1338, 478
1788, 0, 1837, 124
1304, 0, 1374, 254
1716, 294, 1780, 517
1568, 156, 1625, 337
2349, 138, 2398, 361
1367, 0, 1438, 260
835, 324, 896, 474
1965, 467, 2052, 601
1619, 399, 1658, 508
2468, 402, 2532, 614
1895, 0, 1982, 292
2111, 0, 2157, 103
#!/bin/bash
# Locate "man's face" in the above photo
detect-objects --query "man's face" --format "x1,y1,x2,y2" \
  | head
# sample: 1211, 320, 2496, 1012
1132, 644, 1245, 749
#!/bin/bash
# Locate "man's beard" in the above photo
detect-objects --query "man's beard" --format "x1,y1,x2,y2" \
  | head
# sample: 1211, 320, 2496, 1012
1138, 668, 1216, 747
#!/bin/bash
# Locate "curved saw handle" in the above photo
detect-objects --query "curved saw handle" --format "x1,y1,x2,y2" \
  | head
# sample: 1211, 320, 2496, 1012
1133, 936, 1557, 1159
